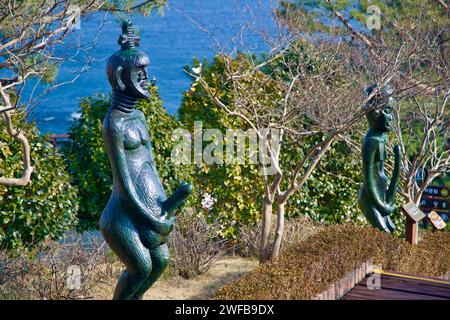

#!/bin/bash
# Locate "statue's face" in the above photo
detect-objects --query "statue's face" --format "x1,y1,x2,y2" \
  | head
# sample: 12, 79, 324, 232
106, 48, 151, 99
123, 65, 150, 99
368, 96, 394, 132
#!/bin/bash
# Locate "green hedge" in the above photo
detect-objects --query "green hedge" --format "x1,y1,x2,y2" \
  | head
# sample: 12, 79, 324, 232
0, 111, 78, 250
215, 225, 450, 299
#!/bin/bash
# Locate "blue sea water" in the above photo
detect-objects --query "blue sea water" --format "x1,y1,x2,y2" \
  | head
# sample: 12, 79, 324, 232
27, 0, 275, 134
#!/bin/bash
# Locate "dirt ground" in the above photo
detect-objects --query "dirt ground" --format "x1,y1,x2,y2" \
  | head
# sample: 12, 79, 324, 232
93, 257, 258, 300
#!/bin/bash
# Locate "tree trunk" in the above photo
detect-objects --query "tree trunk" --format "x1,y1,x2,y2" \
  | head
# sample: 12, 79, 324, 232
0, 87, 33, 186
259, 195, 273, 263
271, 199, 285, 259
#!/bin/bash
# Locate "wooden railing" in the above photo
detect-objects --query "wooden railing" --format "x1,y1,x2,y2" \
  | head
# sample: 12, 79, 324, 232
48, 134, 70, 147
439, 271, 450, 281
314, 259, 373, 300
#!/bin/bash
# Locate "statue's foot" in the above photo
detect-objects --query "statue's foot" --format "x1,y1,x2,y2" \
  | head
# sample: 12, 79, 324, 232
385, 216, 396, 232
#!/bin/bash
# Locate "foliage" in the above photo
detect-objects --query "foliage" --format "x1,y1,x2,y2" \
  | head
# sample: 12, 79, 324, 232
215, 224, 450, 300
283, 138, 362, 224
353, 0, 448, 30
178, 56, 269, 239
62, 85, 193, 231
235, 216, 323, 258
280, 0, 448, 32
179, 56, 370, 235
106, 0, 167, 15
0, 111, 78, 250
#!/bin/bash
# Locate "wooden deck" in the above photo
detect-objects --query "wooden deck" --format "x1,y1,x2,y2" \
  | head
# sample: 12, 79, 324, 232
342, 271, 450, 300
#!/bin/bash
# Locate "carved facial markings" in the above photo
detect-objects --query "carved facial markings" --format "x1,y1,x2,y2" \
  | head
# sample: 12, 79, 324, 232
381, 104, 393, 131
132, 66, 149, 95
137, 68, 148, 89
367, 92, 395, 133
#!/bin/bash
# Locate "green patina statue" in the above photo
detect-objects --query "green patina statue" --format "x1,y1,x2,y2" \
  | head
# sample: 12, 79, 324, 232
101, 20, 192, 300
359, 84, 401, 233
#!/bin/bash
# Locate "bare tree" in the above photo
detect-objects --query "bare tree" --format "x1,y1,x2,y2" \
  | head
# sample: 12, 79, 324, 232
395, 93, 449, 205
187, 0, 446, 261
318, 0, 449, 206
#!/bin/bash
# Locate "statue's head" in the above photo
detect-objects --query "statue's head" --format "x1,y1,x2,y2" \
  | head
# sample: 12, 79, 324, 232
106, 20, 150, 99
364, 83, 395, 132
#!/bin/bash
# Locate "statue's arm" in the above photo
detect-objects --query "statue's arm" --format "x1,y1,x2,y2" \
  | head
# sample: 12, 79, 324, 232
363, 138, 396, 216
386, 145, 401, 204
136, 112, 193, 217
110, 125, 169, 234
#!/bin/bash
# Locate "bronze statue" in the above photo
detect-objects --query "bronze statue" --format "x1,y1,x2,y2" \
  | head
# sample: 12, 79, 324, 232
359, 84, 401, 232
101, 20, 192, 300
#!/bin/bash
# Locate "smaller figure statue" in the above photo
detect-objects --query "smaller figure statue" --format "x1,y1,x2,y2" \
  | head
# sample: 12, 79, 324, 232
101, 20, 192, 300
359, 84, 401, 232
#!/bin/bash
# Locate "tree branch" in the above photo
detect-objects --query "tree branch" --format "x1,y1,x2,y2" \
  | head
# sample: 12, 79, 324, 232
0, 83, 33, 186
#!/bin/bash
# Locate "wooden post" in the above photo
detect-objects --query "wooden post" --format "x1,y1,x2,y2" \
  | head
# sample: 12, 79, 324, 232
405, 216, 418, 245
401, 202, 426, 245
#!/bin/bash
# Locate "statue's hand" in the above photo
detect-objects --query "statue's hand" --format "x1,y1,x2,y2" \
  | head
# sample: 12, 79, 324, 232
382, 203, 396, 216
385, 144, 401, 207
160, 214, 174, 235
139, 201, 173, 235
134, 182, 192, 234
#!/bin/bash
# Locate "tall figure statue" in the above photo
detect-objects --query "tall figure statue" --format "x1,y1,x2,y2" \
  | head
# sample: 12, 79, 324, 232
359, 84, 401, 232
101, 20, 192, 300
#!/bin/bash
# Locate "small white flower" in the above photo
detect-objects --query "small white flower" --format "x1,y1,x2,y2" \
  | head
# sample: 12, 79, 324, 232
201, 192, 216, 211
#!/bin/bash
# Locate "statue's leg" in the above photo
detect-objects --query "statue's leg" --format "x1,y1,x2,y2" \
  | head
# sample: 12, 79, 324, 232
102, 222, 153, 300
359, 189, 390, 232
385, 216, 396, 232
366, 207, 390, 232
132, 243, 169, 300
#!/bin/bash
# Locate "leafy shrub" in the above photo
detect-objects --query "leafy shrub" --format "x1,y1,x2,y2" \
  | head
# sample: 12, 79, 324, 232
62, 86, 193, 231
0, 111, 78, 250
285, 139, 363, 224
179, 56, 368, 237
169, 209, 228, 279
215, 225, 450, 300
179, 56, 266, 239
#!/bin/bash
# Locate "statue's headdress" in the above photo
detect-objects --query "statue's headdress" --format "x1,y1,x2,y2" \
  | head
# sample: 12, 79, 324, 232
106, 20, 150, 90
118, 20, 141, 49
364, 83, 394, 110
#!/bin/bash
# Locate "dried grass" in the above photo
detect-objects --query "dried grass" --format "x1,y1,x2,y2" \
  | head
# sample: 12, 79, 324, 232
0, 237, 117, 300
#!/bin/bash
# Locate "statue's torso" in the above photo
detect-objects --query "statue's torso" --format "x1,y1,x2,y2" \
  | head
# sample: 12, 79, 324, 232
362, 133, 389, 198
120, 111, 167, 207
374, 141, 388, 198
101, 107, 167, 228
